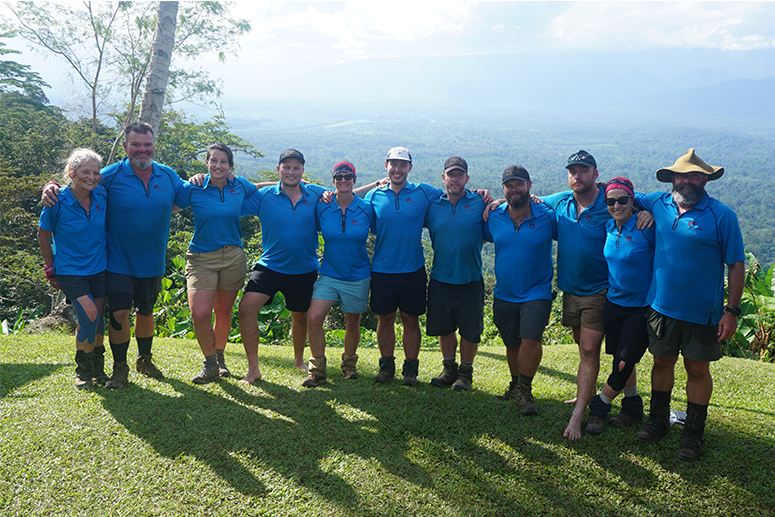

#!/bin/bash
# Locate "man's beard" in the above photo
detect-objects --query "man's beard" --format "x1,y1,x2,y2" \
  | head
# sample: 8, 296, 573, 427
129, 156, 153, 170
507, 192, 529, 210
672, 183, 704, 208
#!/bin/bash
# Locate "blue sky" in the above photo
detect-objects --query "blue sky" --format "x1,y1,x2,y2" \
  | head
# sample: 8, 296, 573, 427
5, 1, 775, 100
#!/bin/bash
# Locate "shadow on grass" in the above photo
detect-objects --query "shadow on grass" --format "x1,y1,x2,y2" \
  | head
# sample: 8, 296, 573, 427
0, 362, 64, 398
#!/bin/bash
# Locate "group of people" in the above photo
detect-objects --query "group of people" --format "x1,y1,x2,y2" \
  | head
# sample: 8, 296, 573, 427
38, 122, 744, 462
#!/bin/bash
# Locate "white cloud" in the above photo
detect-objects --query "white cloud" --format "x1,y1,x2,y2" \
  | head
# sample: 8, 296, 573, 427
546, 1, 775, 51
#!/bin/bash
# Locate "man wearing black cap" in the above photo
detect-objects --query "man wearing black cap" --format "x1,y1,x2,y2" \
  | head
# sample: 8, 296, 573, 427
635, 149, 744, 460
238, 149, 328, 383
485, 165, 557, 414
424, 156, 486, 391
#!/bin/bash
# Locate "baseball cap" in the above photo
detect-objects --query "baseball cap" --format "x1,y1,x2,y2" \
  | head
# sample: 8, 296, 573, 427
502, 165, 530, 184
566, 150, 597, 169
279, 149, 305, 164
386, 147, 412, 162
444, 156, 468, 174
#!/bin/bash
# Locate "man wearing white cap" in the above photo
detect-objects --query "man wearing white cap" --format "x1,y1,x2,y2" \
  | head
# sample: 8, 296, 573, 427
635, 149, 744, 461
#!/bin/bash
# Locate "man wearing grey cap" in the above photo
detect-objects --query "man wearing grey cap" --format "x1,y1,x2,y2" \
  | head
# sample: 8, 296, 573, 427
635, 149, 744, 461
424, 156, 486, 391
485, 165, 557, 414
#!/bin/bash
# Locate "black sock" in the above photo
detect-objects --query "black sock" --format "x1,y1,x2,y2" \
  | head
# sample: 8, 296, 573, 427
110, 341, 129, 363
137, 336, 153, 356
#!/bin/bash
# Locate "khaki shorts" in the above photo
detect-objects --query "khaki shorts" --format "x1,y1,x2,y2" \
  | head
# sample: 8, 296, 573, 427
185, 245, 247, 291
561, 290, 607, 332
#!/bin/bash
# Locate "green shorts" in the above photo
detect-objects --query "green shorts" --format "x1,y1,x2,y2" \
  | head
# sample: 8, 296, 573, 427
646, 307, 722, 362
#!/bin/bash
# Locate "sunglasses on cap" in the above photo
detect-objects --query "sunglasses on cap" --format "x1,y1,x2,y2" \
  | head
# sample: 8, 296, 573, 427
334, 174, 354, 181
604, 195, 631, 206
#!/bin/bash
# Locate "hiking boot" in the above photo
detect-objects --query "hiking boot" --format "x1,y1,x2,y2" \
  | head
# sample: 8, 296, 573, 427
402, 359, 419, 387
586, 394, 611, 435
217, 354, 231, 378
341, 353, 359, 380
430, 360, 458, 387
374, 357, 396, 383
609, 394, 644, 427
192, 358, 220, 385
302, 356, 327, 388
92, 347, 109, 386
678, 402, 708, 461
106, 361, 129, 390
516, 383, 539, 415
74, 350, 94, 390
636, 390, 671, 443
135, 354, 164, 379
678, 431, 704, 461
586, 415, 605, 435
498, 381, 519, 401
451, 364, 473, 392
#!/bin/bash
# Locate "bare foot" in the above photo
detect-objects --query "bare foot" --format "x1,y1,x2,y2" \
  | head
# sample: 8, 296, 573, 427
294, 361, 308, 372
564, 396, 578, 405
563, 414, 584, 441
238, 367, 262, 385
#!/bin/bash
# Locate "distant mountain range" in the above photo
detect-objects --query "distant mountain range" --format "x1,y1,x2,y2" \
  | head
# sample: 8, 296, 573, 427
240, 49, 775, 119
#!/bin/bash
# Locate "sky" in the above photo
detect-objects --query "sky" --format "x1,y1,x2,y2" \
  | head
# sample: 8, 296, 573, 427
4, 1, 775, 100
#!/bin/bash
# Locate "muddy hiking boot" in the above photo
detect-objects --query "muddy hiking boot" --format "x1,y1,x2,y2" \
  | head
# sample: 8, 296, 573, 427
515, 383, 539, 415
498, 381, 519, 401
637, 390, 672, 443
192, 356, 220, 385
302, 356, 328, 388
609, 394, 644, 428
451, 364, 473, 392
678, 402, 708, 461
430, 360, 458, 387
586, 394, 612, 435
106, 361, 129, 390
74, 350, 95, 390
92, 347, 109, 386
341, 353, 359, 380
217, 352, 231, 378
402, 359, 419, 386
373, 357, 395, 384
136, 353, 164, 379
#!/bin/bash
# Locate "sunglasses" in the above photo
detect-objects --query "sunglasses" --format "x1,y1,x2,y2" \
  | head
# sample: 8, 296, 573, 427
605, 195, 631, 206
334, 174, 354, 181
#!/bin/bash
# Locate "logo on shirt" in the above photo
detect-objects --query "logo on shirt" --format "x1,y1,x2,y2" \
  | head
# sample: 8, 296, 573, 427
301, 199, 310, 205
529, 223, 536, 230
95, 204, 104, 211
406, 197, 417, 204
626, 235, 634, 243
351, 219, 365, 227
153, 184, 163, 192
464, 204, 476, 212
687, 221, 702, 231
585, 214, 595, 223
230, 189, 236, 195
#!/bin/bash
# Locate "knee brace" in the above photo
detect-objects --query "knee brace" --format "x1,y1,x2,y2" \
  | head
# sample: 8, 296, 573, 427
606, 356, 636, 392
73, 295, 99, 345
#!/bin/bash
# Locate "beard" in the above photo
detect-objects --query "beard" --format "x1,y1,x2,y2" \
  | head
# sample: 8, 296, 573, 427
129, 155, 153, 170
672, 183, 705, 208
506, 191, 530, 210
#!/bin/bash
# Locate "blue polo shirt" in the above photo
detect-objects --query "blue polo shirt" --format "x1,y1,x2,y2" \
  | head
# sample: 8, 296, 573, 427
241, 182, 327, 275
316, 195, 375, 281
424, 190, 485, 285
174, 175, 257, 253
603, 215, 655, 308
640, 191, 745, 325
364, 182, 442, 274
100, 158, 186, 278
39, 185, 108, 276
484, 202, 557, 303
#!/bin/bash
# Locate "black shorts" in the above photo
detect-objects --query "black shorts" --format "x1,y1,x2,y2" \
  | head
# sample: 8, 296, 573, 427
370, 268, 427, 316
426, 279, 484, 343
492, 298, 552, 349
603, 300, 649, 364
106, 272, 162, 316
245, 264, 317, 313
58, 271, 107, 302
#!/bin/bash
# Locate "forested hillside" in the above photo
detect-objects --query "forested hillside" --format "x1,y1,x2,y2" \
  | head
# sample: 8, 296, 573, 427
228, 101, 775, 267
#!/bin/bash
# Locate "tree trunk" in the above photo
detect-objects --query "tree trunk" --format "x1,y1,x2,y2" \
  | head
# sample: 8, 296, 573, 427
139, 1, 178, 134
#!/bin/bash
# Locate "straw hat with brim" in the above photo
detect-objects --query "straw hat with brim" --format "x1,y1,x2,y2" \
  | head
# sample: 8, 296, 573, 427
656, 148, 724, 183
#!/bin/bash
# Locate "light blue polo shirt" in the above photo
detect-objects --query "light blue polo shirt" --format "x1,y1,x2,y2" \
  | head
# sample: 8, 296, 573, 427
316, 195, 375, 281
39, 185, 108, 276
175, 174, 257, 253
364, 182, 442, 274
640, 191, 745, 325
100, 158, 186, 278
424, 190, 485, 285
241, 182, 327, 275
484, 202, 557, 303
603, 215, 655, 307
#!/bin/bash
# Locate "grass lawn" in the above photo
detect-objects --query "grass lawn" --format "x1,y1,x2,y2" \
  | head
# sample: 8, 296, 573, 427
1, 333, 774, 516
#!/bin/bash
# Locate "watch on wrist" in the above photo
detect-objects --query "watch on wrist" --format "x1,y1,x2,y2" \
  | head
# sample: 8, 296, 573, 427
724, 305, 742, 317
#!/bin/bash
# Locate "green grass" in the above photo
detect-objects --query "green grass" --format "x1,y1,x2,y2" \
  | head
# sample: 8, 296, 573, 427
2, 333, 774, 516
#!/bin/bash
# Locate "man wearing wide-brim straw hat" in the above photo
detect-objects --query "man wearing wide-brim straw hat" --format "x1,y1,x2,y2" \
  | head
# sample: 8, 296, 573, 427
635, 148, 745, 461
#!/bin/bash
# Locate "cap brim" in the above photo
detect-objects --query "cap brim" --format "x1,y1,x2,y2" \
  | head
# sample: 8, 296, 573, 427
444, 166, 467, 174
656, 167, 724, 182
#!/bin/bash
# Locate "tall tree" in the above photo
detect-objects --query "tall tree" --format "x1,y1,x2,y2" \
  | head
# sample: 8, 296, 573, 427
139, 1, 178, 135
0, 33, 50, 103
